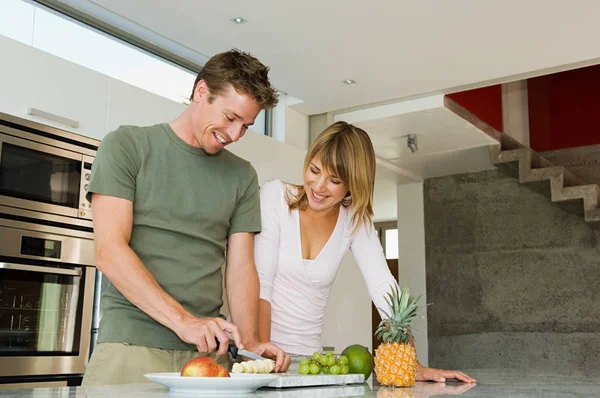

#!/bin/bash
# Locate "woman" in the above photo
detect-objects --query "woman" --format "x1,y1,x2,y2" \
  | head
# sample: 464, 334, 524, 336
255, 121, 474, 383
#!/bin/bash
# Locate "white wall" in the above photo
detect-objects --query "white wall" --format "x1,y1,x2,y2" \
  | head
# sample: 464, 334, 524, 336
397, 182, 428, 366
373, 179, 397, 222
502, 81, 530, 147
228, 133, 306, 186
285, 106, 309, 150
272, 94, 309, 151
105, 78, 186, 133
308, 113, 334, 144
373, 165, 400, 222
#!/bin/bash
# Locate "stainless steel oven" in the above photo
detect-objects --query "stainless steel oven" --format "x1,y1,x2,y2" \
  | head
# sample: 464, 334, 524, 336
0, 217, 95, 382
0, 113, 98, 388
0, 113, 99, 223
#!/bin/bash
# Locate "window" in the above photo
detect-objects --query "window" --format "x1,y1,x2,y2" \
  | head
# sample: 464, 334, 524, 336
0, 0, 34, 45
32, 7, 196, 106
384, 228, 398, 259
374, 221, 398, 260
0, 0, 268, 134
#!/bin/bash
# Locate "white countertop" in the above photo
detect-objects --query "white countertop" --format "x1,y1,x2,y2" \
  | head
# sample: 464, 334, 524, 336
1, 369, 600, 397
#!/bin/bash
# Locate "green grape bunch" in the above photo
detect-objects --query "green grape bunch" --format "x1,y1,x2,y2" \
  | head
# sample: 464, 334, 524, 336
297, 351, 350, 376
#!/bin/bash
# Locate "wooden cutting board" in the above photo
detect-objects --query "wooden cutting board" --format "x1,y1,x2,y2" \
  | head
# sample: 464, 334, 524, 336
265, 372, 365, 388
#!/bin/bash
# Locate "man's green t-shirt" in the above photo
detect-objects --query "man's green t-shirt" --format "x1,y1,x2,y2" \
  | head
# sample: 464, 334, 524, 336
87, 123, 261, 350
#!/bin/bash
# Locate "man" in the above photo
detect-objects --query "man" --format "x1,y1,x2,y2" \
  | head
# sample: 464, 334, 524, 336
82, 49, 291, 385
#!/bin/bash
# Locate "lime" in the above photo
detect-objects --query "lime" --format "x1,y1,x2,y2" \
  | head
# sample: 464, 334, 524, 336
340, 344, 374, 380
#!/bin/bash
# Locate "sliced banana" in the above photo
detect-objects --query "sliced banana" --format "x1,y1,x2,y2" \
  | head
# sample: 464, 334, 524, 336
264, 359, 274, 373
258, 360, 268, 373
231, 359, 275, 374
232, 363, 243, 373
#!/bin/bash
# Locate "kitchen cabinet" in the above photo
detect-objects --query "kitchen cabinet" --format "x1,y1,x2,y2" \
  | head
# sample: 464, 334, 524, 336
0, 35, 108, 140
106, 78, 186, 135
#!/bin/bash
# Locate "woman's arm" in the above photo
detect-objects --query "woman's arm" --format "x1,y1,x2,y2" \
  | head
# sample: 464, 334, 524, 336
349, 222, 398, 317
350, 222, 476, 383
254, 181, 284, 341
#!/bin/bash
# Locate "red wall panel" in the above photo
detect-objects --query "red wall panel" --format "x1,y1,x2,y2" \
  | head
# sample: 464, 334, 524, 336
446, 85, 503, 132
529, 65, 600, 152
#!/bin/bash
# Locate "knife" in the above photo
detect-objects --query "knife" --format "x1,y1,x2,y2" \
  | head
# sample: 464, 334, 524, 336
216, 340, 267, 361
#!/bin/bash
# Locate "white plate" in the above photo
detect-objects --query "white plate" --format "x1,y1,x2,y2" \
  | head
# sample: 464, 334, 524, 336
144, 372, 280, 395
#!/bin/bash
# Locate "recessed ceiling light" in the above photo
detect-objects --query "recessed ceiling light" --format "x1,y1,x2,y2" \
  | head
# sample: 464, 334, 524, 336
342, 79, 356, 85
230, 17, 247, 24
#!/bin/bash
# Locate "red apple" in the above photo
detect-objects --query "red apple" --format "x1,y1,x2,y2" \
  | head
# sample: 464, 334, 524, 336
216, 366, 231, 377
180, 356, 230, 377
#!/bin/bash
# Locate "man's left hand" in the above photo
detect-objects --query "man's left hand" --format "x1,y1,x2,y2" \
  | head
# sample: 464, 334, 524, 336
245, 342, 291, 373
416, 363, 476, 383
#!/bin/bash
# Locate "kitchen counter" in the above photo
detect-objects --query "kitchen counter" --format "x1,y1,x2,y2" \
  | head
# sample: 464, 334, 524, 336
2, 369, 599, 397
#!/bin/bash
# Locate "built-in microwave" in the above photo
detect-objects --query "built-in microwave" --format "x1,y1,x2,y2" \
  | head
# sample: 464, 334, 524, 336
0, 113, 99, 224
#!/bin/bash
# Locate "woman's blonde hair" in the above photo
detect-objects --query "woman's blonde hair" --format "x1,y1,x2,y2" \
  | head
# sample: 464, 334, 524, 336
286, 121, 376, 234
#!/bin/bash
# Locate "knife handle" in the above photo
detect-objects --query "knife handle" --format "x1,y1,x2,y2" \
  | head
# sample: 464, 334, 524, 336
215, 339, 239, 358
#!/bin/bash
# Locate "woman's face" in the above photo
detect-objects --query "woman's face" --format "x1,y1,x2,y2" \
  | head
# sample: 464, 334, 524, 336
303, 156, 348, 213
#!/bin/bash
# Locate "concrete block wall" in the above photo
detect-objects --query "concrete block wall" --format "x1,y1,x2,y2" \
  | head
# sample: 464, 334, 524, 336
424, 169, 600, 377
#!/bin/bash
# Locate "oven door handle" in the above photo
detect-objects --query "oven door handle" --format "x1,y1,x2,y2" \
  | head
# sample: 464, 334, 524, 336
0, 262, 82, 277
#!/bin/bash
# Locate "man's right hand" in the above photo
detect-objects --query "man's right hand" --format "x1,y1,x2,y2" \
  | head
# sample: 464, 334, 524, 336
175, 317, 242, 357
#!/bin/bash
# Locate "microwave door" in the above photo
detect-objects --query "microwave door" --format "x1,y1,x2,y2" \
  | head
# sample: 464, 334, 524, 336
0, 133, 83, 219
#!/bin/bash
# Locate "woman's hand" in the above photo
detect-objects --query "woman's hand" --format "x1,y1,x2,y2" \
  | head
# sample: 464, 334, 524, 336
416, 363, 476, 383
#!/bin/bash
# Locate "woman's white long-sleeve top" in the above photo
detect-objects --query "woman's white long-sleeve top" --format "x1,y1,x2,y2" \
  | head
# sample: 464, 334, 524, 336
255, 180, 398, 355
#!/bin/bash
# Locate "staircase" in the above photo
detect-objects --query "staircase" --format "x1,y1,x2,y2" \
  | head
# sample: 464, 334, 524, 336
445, 96, 600, 223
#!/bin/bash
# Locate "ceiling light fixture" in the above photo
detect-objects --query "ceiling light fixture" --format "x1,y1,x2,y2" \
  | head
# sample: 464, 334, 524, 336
407, 134, 418, 153
230, 17, 247, 24
342, 79, 356, 85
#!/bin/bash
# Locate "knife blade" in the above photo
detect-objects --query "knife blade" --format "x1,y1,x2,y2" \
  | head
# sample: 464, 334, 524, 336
235, 348, 267, 361
216, 340, 267, 361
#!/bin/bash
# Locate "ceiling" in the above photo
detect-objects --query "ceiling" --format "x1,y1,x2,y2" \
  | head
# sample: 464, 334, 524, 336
45, 0, 599, 222
335, 94, 497, 180
60, 0, 600, 115
356, 107, 497, 176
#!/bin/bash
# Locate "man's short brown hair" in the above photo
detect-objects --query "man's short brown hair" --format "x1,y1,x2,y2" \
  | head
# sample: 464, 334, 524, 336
190, 49, 278, 109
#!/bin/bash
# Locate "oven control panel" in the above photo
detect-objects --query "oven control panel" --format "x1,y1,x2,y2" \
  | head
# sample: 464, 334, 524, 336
78, 156, 94, 220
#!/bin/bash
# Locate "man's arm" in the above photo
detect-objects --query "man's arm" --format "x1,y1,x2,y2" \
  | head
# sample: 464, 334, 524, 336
225, 232, 290, 371
225, 232, 260, 346
93, 193, 241, 356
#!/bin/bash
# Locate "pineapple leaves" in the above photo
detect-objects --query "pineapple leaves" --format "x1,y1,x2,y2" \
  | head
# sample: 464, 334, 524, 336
376, 284, 431, 344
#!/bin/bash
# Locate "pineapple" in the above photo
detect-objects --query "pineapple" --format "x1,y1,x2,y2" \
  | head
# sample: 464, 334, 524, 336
374, 285, 426, 387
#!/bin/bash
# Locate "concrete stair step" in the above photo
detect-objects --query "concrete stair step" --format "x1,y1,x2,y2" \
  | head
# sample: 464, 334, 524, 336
560, 185, 600, 211
489, 143, 600, 223
445, 97, 600, 224
584, 208, 600, 223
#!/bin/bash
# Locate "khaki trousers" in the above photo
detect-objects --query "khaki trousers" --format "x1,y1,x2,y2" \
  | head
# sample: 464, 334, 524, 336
82, 342, 230, 385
